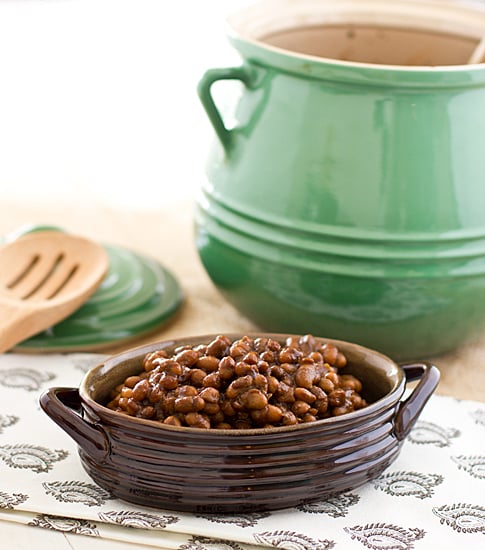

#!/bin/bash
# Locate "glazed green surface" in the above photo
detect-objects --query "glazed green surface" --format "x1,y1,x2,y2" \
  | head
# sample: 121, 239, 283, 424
196, 218, 485, 360
196, 34, 485, 360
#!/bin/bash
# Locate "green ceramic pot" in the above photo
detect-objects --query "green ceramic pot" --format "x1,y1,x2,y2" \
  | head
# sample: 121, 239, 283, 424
196, 0, 485, 360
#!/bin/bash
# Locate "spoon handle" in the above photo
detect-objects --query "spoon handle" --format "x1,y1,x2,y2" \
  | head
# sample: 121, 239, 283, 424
0, 303, 59, 353
0, 303, 30, 353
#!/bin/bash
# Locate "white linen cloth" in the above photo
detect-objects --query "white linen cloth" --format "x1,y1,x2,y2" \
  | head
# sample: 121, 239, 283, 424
0, 353, 484, 550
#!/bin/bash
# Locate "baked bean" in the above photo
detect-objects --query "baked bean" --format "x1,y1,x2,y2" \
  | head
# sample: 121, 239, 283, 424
280, 362, 297, 374
132, 379, 150, 401
160, 374, 178, 390
230, 344, 248, 360
292, 400, 311, 415
310, 386, 326, 400
315, 396, 329, 414
175, 349, 199, 366
281, 410, 298, 425
185, 412, 211, 429
276, 382, 295, 403
203, 402, 221, 415
120, 387, 133, 399
294, 387, 316, 403
267, 375, 279, 394
308, 351, 323, 364
266, 404, 284, 423
266, 339, 281, 352
158, 359, 183, 377
322, 344, 339, 365
176, 385, 198, 397
234, 362, 253, 377
126, 398, 140, 414
332, 405, 353, 416
211, 411, 225, 424
197, 355, 220, 372
226, 375, 253, 399
221, 400, 236, 417
202, 372, 221, 389
143, 350, 168, 371
218, 356, 235, 379
140, 406, 155, 419
281, 374, 294, 388
339, 374, 362, 392
230, 337, 252, 358
328, 389, 346, 407
174, 396, 205, 413
147, 386, 164, 403
241, 388, 268, 410
107, 334, 367, 429
199, 387, 220, 403
295, 365, 316, 389
335, 352, 347, 368
253, 374, 268, 390
124, 375, 141, 388
206, 335, 231, 358
253, 337, 268, 353
190, 369, 207, 387
350, 393, 366, 409
118, 397, 128, 409
253, 360, 268, 375
318, 378, 335, 393
270, 365, 285, 379
163, 415, 182, 426
260, 350, 275, 363
298, 334, 316, 351
243, 351, 259, 365
163, 395, 176, 414
279, 347, 302, 364
250, 408, 265, 423
325, 371, 340, 386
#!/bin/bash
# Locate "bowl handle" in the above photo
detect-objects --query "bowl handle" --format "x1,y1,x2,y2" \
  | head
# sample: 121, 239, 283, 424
394, 362, 440, 441
197, 66, 255, 153
40, 387, 110, 461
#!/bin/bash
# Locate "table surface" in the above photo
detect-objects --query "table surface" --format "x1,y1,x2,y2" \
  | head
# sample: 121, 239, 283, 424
2, 198, 485, 550
2, 198, 484, 403
1, 1, 484, 547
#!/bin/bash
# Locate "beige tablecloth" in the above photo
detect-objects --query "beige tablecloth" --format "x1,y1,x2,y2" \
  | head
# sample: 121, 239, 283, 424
0, 198, 484, 403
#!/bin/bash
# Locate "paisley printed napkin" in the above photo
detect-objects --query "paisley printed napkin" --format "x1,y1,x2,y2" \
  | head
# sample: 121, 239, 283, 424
0, 352, 484, 550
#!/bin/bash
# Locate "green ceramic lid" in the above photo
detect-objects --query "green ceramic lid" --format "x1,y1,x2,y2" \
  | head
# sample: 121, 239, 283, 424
3, 226, 183, 352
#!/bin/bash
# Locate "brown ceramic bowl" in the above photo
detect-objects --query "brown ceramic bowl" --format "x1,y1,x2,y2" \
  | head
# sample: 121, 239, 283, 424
40, 334, 439, 513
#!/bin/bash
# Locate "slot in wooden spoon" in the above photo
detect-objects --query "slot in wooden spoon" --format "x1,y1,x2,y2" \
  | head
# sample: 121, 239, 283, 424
0, 231, 109, 353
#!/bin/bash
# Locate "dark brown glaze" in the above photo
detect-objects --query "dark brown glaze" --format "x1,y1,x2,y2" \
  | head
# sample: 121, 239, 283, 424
39, 333, 439, 513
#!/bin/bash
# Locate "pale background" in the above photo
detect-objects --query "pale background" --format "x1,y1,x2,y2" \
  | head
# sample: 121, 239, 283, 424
0, 0, 250, 209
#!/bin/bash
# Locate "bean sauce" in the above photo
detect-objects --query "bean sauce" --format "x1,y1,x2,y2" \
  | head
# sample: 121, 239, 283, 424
106, 335, 368, 429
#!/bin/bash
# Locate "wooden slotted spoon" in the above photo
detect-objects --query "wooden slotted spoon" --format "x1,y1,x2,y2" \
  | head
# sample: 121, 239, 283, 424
0, 231, 109, 353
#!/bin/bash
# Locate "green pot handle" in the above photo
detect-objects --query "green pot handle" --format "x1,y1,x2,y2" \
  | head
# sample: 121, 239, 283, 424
197, 66, 253, 153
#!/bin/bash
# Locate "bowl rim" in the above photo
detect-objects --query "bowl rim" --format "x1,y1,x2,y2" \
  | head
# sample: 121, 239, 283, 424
80, 332, 406, 436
